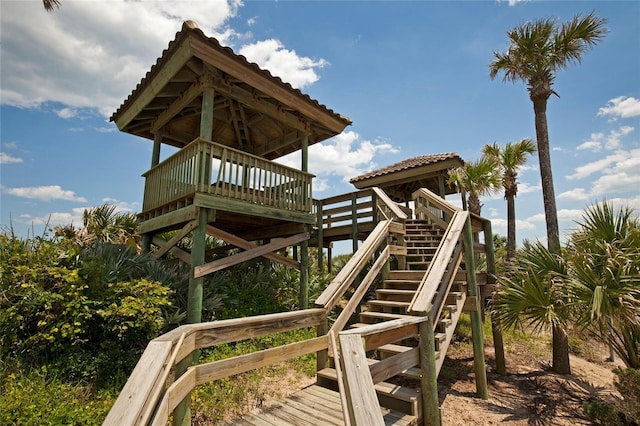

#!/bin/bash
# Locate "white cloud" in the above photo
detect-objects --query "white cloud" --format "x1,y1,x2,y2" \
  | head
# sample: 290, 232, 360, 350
277, 131, 399, 186
239, 39, 328, 89
18, 207, 87, 228
558, 188, 589, 201
525, 209, 583, 223
575, 126, 634, 152
101, 198, 140, 213
597, 96, 640, 119
567, 148, 640, 179
0, 152, 23, 164
0, 1, 242, 117
517, 181, 540, 194
3, 185, 87, 202
247, 17, 258, 27
56, 107, 78, 119
497, 0, 527, 5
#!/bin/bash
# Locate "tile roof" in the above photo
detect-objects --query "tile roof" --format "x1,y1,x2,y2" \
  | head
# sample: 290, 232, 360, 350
349, 153, 463, 183
110, 20, 351, 128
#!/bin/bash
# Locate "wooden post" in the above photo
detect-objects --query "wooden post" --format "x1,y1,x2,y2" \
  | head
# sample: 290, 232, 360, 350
151, 132, 162, 168
463, 215, 488, 399
317, 200, 324, 274
351, 192, 358, 253
299, 237, 309, 310
316, 321, 329, 371
142, 133, 163, 255
200, 87, 215, 141
419, 315, 441, 426
483, 220, 506, 375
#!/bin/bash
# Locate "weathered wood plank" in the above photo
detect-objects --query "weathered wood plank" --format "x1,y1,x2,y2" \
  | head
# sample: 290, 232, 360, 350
369, 347, 420, 384
153, 220, 197, 259
206, 225, 299, 270
195, 336, 327, 385
103, 341, 173, 426
315, 220, 391, 309
339, 334, 385, 426
331, 246, 390, 333
194, 232, 309, 277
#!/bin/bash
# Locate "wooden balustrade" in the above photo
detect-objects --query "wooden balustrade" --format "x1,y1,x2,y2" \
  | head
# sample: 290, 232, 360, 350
142, 138, 314, 214
103, 309, 327, 426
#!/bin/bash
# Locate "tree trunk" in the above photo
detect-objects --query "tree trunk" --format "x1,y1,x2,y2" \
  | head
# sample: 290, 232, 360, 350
552, 323, 571, 374
506, 193, 516, 268
532, 95, 569, 374
532, 97, 561, 255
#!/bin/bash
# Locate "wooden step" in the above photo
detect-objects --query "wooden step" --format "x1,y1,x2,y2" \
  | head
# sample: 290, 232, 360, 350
367, 300, 411, 312
317, 368, 421, 418
359, 311, 412, 323
376, 289, 416, 302
388, 270, 425, 281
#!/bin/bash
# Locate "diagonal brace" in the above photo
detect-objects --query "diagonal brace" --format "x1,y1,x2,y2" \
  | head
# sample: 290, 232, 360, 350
194, 232, 309, 278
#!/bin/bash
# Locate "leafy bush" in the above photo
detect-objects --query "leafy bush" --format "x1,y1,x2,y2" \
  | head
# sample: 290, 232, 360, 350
0, 232, 171, 386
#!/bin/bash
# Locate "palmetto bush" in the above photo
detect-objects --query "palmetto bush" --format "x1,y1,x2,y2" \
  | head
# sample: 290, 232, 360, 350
493, 202, 640, 369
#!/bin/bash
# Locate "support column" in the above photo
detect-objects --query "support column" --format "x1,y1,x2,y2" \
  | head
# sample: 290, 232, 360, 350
463, 215, 488, 399
299, 133, 310, 309
483, 220, 506, 375
419, 316, 441, 426
142, 133, 163, 255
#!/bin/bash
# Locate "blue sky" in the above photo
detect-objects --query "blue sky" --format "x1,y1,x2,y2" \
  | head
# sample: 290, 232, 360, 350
1, 0, 639, 249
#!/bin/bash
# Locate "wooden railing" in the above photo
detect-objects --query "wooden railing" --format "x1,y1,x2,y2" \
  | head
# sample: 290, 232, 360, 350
336, 316, 436, 426
142, 138, 314, 213
103, 309, 327, 426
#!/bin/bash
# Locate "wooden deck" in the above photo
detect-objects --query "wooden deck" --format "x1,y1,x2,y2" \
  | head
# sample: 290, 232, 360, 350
220, 385, 418, 426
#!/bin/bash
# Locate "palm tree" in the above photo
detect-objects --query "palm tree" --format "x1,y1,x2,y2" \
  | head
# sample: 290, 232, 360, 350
447, 157, 501, 216
489, 12, 607, 256
482, 139, 536, 267
490, 13, 607, 375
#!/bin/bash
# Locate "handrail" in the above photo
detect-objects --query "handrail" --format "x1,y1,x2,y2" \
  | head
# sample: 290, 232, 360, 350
371, 187, 408, 221
314, 220, 392, 311
337, 316, 430, 425
103, 308, 327, 426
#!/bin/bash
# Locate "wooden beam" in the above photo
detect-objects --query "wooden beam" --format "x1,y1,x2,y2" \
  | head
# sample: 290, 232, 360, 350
206, 225, 299, 270
153, 220, 197, 259
151, 79, 204, 132
114, 41, 193, 130
338, 334, 385, 426
194, 232, 309, 278
189, 36, 349, 134
152, 236, 191, 264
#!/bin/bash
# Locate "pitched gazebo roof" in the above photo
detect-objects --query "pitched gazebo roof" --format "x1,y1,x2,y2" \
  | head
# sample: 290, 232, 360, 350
110, 21, 351, 160
350, 153, 464, 202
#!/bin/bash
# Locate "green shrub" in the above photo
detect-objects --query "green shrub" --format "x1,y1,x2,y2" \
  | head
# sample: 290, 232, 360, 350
0, 233, 171, 386
0, 366, 117, 425
582, 399, 623, 425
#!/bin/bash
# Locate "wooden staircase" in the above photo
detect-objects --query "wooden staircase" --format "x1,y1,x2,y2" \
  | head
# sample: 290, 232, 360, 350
316, 219, 468, 424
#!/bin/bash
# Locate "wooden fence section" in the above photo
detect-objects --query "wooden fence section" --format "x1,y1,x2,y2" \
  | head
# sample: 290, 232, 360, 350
103, 309, 327, 426
142, 137, 314, 214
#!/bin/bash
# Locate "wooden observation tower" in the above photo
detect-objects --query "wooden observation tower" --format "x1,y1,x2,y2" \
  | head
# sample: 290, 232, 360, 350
110, 21, 351, 323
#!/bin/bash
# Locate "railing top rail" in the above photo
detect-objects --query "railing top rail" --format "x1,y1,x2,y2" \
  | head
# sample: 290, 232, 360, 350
316, 188, 373, 206
105, 308, 327, 425
339, 316, 428, 337
314, 220, 391, 310
371, 187, 408, 220
412, 187, 460, 217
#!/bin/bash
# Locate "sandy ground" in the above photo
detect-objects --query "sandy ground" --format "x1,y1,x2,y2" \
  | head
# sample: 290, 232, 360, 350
439, 347, 622, 425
